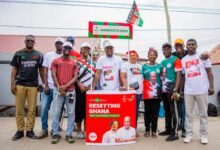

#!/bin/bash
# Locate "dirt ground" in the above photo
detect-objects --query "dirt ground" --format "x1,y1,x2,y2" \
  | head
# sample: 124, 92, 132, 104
0, 116, 220, 150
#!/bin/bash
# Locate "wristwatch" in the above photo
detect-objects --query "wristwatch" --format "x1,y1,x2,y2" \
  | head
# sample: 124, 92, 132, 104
173, 88, 177, 92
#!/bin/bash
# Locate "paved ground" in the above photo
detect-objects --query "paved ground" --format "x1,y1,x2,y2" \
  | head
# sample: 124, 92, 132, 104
0, 117, 220, 150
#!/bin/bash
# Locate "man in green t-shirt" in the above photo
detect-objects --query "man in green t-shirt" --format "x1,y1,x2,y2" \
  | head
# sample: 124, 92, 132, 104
159, 43, 182, 142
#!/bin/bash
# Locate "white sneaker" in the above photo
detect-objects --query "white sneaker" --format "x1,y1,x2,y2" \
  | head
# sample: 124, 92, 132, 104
77, 132, 85, 139
184, 136, 192, 143
201, 137, 208, 144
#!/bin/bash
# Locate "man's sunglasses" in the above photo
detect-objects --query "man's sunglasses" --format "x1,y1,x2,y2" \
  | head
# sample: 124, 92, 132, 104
64, 46, 72, 50
26, 40, 35, 43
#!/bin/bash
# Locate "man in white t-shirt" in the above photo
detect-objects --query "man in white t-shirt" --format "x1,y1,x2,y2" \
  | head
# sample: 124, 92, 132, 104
38, 37, 64, 138
181, 39, 214, 144
117, 116, 136, 142
92, 41, 123, 90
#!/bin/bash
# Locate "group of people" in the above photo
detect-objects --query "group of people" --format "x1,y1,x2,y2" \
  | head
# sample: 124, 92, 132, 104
10, 34, 214, 145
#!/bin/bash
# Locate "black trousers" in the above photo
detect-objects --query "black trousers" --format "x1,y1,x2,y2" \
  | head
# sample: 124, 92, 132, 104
162, 93, 178, 135
75, 87, 86, 123
144, 99, 161, 133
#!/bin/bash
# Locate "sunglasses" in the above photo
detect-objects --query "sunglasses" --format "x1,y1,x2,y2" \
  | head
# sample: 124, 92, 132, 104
26, 40, 35, 43
64, 46, 72, 50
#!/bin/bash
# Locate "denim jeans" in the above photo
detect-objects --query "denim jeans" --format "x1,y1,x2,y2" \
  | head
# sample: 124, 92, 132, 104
52, 88, 76, 136
41, 89, 54, 132
177, 96, 185, 130
136, 94, 142, 128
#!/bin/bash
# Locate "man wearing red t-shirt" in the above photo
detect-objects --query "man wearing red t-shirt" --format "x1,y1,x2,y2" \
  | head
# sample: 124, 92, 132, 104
50, 42, 78, 144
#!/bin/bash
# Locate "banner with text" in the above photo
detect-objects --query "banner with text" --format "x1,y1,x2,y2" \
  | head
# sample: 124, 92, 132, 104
88, 21, 133, 39
86, 90, 136, 145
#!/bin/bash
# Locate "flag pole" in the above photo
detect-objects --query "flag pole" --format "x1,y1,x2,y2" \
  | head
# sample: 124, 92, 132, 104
128, 40, 130, 91
90, 41, 93, 91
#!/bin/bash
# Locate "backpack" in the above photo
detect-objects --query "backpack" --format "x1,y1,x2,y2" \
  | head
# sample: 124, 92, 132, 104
208, 103, 218, 117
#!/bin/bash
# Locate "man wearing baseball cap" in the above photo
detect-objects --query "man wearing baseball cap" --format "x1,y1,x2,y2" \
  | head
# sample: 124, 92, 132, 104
92, 41, 123, 90
50, 42, 78, 144
171, 38, 187, 138
38, 37, 64, 139
172, 38, 187, 59
159, 42, 182, 141
66, 36, 81, 60
75, 42, 96, 139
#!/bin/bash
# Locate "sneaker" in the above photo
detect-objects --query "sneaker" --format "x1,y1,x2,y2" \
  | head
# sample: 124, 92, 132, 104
66, 135, 75, 143
26, 130, 38, 139
51, 135, 60, 144
12, 131, 24, 141
77, 132, 85, 139
184, 136, 192, 143
201, 137, 208, 144
38, 130, 48, 139
166, 135, 179, 141
181, 129, 186, 138
159, 130, 170, 136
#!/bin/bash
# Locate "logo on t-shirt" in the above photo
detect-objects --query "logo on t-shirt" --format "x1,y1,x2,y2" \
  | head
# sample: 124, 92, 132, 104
185, 59, 201, 78
130, 67, 142, 75
167, 63, 171, 68
103, 66, 114, 81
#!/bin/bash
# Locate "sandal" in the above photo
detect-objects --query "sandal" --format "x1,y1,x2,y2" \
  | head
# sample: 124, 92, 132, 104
136, 131, 140, 137
144, 131, 150, 137
152, 132, 157, 138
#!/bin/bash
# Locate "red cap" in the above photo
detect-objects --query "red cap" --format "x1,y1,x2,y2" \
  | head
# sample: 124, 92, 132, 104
126, 50, 139, 58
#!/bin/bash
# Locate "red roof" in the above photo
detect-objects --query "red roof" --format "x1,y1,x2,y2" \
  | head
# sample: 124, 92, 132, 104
209, 44, 220, 65
0, 35, 100, 54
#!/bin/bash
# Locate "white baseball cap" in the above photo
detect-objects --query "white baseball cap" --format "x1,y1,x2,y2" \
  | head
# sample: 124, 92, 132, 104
55, 37, 64, 43
81, 42, 91, 49
63, 42, 73, 48
104, 41, 114, 49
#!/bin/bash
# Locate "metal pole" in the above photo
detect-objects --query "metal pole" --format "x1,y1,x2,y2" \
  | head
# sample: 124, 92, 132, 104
163, 0, 172, 43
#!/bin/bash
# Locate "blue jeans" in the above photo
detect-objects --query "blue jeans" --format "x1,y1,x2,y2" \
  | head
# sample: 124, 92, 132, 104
178, 96, 185, 130
136, 94, 142, 128
52, 88, 76, 136
41, 89, 54, 132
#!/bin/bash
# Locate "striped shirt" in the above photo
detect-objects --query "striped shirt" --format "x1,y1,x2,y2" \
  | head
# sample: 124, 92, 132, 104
77, 58, 96, 87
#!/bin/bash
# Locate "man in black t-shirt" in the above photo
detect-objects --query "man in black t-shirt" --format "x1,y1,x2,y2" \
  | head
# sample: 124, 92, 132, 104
10, 35, 44, 141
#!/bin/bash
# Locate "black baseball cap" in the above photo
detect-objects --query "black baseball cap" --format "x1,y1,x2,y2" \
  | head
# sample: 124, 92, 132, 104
162, 42, 172, 48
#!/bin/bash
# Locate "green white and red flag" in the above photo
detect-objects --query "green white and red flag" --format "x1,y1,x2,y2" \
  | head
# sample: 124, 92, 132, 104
126, 1, 144, 27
